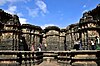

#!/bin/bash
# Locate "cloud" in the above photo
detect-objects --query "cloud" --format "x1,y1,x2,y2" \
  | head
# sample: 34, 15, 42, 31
19, 18, 29, 24
41, 24, 59, 29
27, 7, 39, 17
4, 5, 23, 17
83, 5, 86, 8
35, 0, 47, 13
17, 13, 23, 17
27, 0, 48, 17
5, 6, 17, 14
82, 10, 88, 14
0, 0, 31, 5
0, 0, 7, 5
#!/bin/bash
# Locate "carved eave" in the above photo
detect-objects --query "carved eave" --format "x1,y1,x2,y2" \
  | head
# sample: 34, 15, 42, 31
68, 24, 77, 30
78, 27, 100, 32
60, 29, 66, 32
5, 24, 21, 27
44, 26, 60, 33
21, 24, 42, 31
70, 24, 76, 27
63, 23, 78, 31
45, 34, 60, 38
34, 26, 42, 31
79, 20, 97, 26
21, 24, 33, 28
0, 30, 21, 33
22, 32, 41, 36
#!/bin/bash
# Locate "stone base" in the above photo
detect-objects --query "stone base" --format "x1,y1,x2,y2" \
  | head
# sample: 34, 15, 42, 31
0, 63, 19, 66
72, 61, 97, 66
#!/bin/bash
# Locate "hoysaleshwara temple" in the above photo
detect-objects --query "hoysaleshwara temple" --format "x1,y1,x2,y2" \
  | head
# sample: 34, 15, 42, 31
0, 4, 100, 51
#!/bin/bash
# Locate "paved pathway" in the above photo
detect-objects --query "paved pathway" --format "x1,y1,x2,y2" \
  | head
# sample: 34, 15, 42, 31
35, 60, 60, 66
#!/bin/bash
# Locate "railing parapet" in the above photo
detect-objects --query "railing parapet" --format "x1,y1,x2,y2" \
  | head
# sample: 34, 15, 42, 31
0, 50, 99, 66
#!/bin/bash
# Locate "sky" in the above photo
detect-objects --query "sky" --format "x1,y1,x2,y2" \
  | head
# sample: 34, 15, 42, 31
0, 0, 100, 29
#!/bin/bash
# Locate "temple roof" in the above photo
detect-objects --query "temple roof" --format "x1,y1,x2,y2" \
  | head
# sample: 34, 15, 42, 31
0, 9, 20, 25
44, 26, 60, 33
88, 4, 100, 20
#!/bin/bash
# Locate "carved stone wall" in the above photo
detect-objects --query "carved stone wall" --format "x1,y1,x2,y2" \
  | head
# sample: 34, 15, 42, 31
21, 24, 42, 50
0, 9, 21, 50
0, 4, 100, 51
65, 5, 100, 50
45, 30, 60, 51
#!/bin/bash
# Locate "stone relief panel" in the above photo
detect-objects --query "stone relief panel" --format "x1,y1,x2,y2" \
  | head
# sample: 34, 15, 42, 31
88, 30, 99, 37
0, 33, 13, 50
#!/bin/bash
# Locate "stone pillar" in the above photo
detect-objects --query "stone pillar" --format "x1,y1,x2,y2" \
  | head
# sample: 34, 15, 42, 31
60, 31, 66, 51
46, 30, 60, 51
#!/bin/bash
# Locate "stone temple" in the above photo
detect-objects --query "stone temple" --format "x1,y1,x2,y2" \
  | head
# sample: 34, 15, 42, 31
0, 4, 100, 51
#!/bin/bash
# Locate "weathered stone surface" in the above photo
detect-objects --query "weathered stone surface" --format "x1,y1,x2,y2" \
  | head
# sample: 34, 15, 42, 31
73, 54, 97, 59
0, 63, 19, 66
35, 60, 59, 66
72, 61, 97, 66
